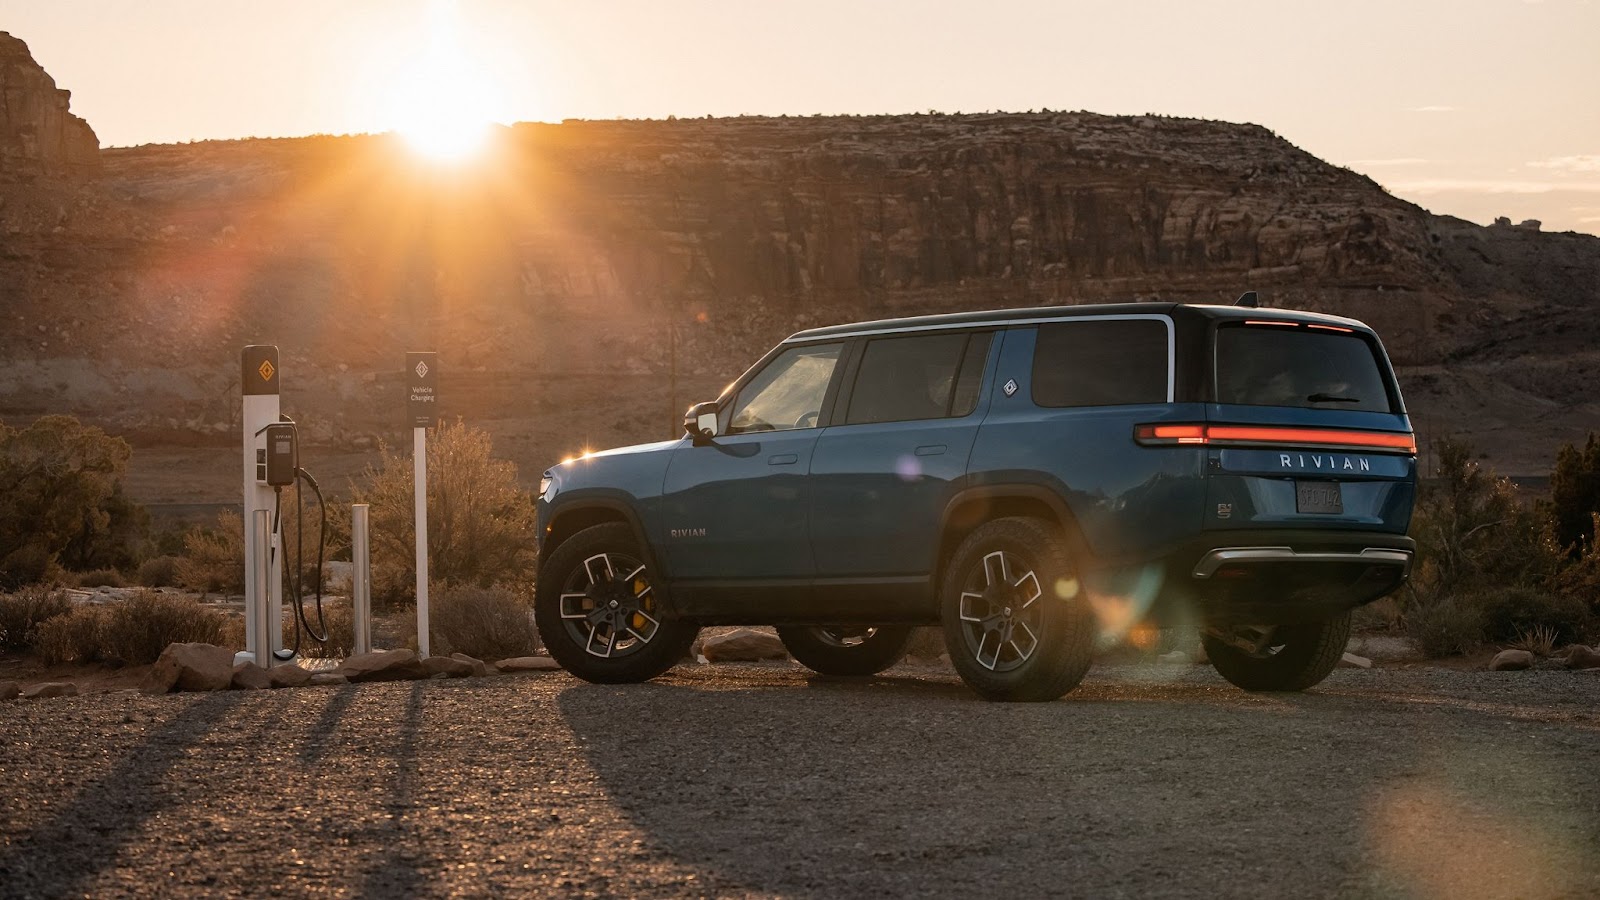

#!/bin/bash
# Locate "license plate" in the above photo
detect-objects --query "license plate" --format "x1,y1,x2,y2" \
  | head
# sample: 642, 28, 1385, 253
1295, 481, 1343, 514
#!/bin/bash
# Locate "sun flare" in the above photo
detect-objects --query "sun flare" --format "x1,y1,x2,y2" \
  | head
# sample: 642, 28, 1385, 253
384, 2, 502, 163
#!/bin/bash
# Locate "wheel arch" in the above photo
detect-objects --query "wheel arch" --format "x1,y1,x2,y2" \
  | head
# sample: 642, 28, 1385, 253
936, 486, 1093, 589
543, 500, 678, 614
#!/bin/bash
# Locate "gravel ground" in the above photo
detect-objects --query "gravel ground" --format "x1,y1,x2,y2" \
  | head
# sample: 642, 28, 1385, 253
2, 663, 1598, 899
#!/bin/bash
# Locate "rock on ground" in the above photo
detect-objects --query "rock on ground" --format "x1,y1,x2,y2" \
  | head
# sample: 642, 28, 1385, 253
1490, 648, 1535, 671
496, 656, 561, 673
143, 643, 235, 694
1339, 652, 1373, 669
0, 681, 19, 701
421, 656, 474, 678
267, 664, 313, 688
1558, 645, 1600, 670
337, 649, 428, 683
450, 653, 493, 677
20, 682, 77, 699
700, 629, 789, 663
307, 673, 348, 686
231, 662, 272, 690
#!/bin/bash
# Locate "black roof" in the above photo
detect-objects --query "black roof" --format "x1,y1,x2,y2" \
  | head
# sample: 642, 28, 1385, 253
784, 301, 1371, 342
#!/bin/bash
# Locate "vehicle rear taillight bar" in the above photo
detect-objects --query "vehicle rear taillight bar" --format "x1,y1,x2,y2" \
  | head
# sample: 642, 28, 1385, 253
1133, 423, 1416, 453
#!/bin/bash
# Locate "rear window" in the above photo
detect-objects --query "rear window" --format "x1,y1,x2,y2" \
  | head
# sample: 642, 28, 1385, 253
1215, 325, 1394, 413
1032, 319, 1169, 408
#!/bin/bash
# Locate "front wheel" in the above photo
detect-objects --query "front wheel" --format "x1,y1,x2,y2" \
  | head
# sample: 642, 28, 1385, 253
940, 517, 1094, 702
1202, 612, 1352, 692
776, 624, 915, 676
534, 523, 698, 684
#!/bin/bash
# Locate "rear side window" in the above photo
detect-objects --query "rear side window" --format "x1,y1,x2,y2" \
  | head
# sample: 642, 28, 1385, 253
1032, 319, 1169, 408
846, 333, 971, 425
1215, 325, 1394, 413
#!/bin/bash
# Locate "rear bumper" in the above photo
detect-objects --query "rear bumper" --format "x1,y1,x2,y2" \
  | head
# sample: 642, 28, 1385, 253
1163, 530, 1414, 625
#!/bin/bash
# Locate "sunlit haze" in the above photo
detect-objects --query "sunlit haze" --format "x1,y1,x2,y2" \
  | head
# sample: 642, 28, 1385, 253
1, 0, 1597, 232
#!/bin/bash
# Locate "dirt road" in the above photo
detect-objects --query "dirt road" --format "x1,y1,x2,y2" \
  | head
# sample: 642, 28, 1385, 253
2, 664, 1597, 898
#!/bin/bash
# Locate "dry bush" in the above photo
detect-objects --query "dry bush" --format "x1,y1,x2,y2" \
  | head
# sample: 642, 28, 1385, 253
284, 599, 356, 659
355, 422, 538, 608
0, 544, 63, 592
75, 568, 126, 588
137, 555, 182, 588
1508, 623, 1559, 657
1476, 586, 1594, 645
429, 583, 539, 661
1404, 596, 1485, 658
178, 511, 245, 595
101, 590, 225, 665
34, 605, 108, 664
0, 586, 73, 653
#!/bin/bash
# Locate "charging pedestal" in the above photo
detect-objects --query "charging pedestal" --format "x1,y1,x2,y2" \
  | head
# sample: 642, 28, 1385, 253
241, 345, 285, 667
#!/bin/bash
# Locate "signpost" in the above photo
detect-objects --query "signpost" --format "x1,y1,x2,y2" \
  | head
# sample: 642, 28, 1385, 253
407, 351, 437, 658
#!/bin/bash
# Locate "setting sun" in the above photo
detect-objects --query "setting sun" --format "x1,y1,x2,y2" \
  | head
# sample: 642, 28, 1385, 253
383, 1, 502, 162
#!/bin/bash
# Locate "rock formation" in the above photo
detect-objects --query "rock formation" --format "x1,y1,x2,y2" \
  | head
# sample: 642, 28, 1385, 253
0, 32, 99, 178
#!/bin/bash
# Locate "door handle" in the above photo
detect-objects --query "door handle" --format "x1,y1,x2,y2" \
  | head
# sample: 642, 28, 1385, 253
768, 453, 799, 466
915, 445, 947, 457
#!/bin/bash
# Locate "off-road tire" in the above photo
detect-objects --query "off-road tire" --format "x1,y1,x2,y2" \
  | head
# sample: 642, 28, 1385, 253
776, 624, 915, 676
534, 523, 698, 684
940, 517, 1095, 702
1202, 612, 1352, 692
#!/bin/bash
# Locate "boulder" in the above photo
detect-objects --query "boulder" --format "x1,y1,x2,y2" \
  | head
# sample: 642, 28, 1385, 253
700, 629, 789, 663
1562, 645, 1600, 671
337, 649, 428, 683
1489, 648, 1534, 671
450, 653, 493, 677
231, 662, 272, 690
496, 656, 562, 673
422, 656, 474, 678
143, 642, 235, 694
308, 672, 349, 686
22, 682, 78, 699
268, 664, 313, 688
0, 681, 20, 701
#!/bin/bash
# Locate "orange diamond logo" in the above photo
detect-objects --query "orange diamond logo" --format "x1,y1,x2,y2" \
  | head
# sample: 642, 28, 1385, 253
258, 359, 275, 382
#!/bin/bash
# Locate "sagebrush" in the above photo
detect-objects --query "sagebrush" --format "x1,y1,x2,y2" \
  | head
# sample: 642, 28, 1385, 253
99, 590, 225, 665
0, 586, 73, 653
429, 583, 539, 661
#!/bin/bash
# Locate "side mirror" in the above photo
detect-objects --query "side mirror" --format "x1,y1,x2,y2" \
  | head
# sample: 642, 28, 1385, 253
684, 401, 719, 443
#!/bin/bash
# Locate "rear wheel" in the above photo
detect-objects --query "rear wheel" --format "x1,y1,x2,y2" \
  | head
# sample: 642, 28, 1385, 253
940, 517, 1094, 702
534, 523, 698, 684
1202, 612, 1352, 692
776, 624, 915, 676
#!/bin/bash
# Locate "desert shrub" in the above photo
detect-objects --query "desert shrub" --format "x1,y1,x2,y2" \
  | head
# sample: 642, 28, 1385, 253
0, 415, 147, 583
177, 511, 245, 595
76, 568, 126, 588
1476, 586, 1594, 645
429, 583, 539, 660
1547, 433, 1600, 556
1507, 623, 1559, 657
284, 599, 356, 659
137, 555, 182, 588
0, 544, 64, 592
33, 605, 109, 664
0, 585, 74, 653
1404, 596, 1485, 657
355, 422, 538, 607
101, 590, 225, 665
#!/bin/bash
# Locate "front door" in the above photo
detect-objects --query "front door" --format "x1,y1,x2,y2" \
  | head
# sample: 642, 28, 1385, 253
660, 341, 845, 583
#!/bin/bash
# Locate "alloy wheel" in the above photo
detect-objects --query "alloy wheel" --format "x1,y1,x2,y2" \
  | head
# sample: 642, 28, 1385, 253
558, 552, 661, 658
957, 550, 1044, 671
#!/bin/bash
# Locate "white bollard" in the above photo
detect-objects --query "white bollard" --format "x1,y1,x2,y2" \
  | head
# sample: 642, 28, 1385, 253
250, 508, 274, 668
352, 503, 372, 655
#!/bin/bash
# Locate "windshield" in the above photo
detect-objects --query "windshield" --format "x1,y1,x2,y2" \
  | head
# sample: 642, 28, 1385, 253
1215, 325, 1394, 413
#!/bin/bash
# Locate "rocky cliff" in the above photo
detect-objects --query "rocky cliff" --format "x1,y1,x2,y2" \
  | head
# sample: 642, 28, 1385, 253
0, 38, 1597, 508
0, 32, 98, 179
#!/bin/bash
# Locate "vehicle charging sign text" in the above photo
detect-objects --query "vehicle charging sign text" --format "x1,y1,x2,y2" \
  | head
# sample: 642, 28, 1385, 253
408, 352, 438, 428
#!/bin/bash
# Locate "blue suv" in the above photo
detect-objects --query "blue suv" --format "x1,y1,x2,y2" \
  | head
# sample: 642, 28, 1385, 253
534, 299, 1417, 701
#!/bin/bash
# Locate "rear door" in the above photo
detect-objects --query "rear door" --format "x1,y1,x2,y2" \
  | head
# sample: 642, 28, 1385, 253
1205, 320, 1415, 533
808, 330, 995, 579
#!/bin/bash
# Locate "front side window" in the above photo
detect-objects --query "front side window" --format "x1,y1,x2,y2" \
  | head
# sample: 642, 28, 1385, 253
1215, 326, 1394, 413
845, 333, 977, 425
1032, 319, 1169, 408
726, 343, 842, 434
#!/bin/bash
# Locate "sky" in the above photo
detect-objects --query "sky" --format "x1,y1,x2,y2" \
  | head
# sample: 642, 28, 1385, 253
3, 0, 1597, 235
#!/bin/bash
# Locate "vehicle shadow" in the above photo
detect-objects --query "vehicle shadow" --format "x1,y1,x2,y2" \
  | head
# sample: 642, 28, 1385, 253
553, 667, 1600, 899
